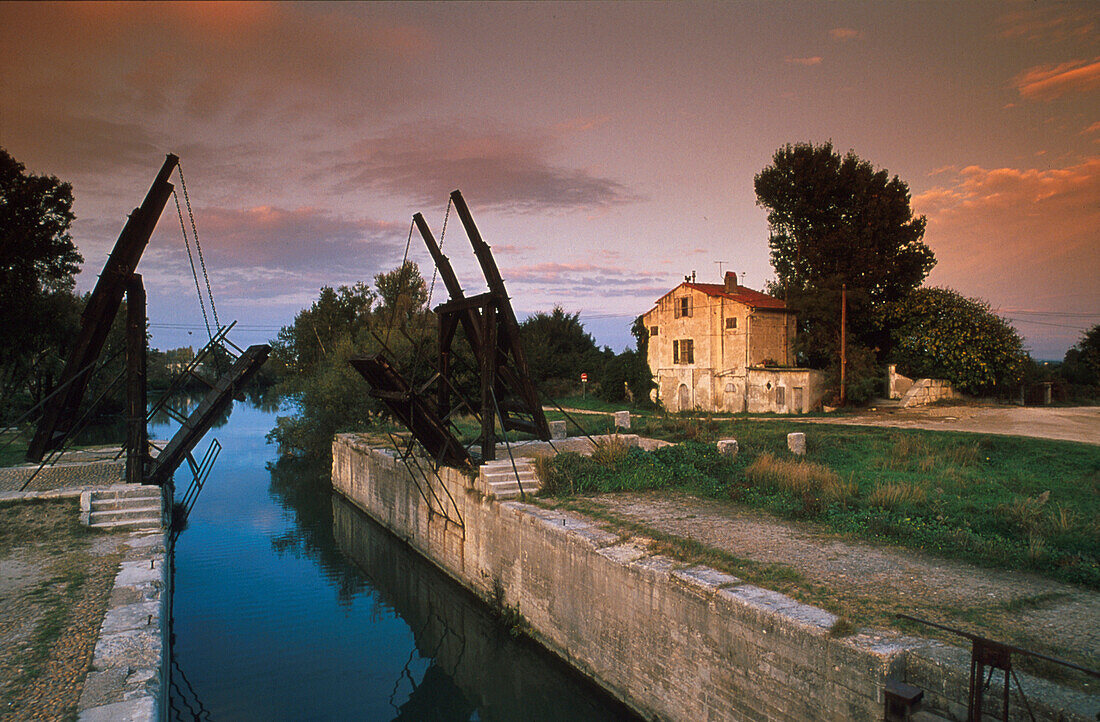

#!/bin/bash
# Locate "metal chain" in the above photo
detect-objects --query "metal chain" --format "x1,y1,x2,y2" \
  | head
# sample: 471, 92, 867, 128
426, 197, 452, 308
176, 163, 220, 332
173, 189, 214, 341
384, 219, 416, 348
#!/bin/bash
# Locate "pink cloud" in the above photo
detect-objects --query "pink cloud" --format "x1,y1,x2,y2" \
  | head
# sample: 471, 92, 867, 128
828, 28, 861, 42
913, 158, 1100, 353
997, 7, 1097, 43
784, 56, 823, 66
1012, 59, 1100, 100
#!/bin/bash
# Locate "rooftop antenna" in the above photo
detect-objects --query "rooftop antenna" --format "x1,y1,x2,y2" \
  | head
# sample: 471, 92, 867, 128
715, 260, 729, 277
740, 271, 746, 286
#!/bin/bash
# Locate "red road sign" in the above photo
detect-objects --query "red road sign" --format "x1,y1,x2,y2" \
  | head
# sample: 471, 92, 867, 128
581, 373, 588, 382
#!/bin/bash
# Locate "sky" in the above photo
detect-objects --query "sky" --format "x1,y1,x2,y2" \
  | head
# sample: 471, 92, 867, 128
2, 1, 1097, 358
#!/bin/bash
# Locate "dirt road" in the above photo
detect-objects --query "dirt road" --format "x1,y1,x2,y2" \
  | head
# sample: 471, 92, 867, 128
797, 404, 1099, 445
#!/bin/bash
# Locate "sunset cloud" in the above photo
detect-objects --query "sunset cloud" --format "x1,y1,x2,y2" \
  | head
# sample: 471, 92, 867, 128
828, 28, 861, 42
914, 159, 1100, 353
784, 56, 823, 66
336, 123, 640, 213
1012, 59, 1100, 100
997, 7, 1097, 43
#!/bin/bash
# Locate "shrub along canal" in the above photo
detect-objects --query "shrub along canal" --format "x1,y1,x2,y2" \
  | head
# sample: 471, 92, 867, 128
162, 401, 637, 720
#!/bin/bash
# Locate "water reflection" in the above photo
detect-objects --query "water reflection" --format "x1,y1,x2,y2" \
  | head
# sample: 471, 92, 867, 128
332, 496, 640, 722
170, 401, 637, 721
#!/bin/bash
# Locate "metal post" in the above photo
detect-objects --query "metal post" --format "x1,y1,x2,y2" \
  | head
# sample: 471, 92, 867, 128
126, 275, 147, 484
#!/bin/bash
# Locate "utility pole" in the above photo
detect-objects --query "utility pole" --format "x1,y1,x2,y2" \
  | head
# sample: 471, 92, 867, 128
840, 284, 847, 406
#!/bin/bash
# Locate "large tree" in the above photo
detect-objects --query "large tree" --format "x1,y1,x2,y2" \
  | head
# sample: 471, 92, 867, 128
0, 148, 84, 420
755, 142, 934, 307
754, 143, 935, 398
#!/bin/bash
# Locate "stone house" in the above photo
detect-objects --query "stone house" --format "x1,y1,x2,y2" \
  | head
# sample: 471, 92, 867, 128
641, 272, 824, 413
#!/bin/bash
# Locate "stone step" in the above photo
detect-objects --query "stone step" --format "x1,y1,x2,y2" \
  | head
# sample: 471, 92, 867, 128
88, 517, 162, 531
487, 481, 541, 498
90, 506, 162, 524
91, 495, 160, 511
482, 470, 538, 482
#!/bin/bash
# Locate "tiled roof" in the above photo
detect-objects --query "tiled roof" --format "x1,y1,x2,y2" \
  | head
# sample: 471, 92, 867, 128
682, 282, 789, 310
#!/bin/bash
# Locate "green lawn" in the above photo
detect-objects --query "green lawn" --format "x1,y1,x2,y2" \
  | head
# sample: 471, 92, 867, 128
538, 417, 1100, 589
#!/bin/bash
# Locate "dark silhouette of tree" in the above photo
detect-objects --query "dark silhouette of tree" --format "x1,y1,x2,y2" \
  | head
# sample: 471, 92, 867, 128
754, 142, 935, 401
0, 148, 83, 420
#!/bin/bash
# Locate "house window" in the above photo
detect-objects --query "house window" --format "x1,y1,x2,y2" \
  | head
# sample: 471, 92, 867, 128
674, 297, 692, 318
673, 339, 694, 364
725, 317, 737, 330
650, 326, 658, 337
776, 387, 785, 406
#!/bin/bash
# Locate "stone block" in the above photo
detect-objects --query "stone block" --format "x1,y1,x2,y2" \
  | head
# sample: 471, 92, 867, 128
614, 411, 630, 430
787, 432, 806, 455
549, 420, 567, 440
717, 439, 738, 457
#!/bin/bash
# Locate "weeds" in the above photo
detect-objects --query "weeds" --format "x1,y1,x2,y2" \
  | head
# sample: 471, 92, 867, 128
867, 482, 926, 510
591, 434, 632, 466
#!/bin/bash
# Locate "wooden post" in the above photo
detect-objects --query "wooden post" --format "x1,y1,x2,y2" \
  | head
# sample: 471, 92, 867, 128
840, 284, 847, 407
126, 274, 147, 484
480, 303, 497, 461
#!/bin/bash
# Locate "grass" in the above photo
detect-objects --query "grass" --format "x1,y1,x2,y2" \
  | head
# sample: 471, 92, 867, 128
0, 432, 29, 468
537, 417, 1100, 589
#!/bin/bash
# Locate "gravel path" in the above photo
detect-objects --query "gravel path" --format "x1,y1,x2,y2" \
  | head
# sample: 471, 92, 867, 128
793, 404, 1100, 446
584, 491, 1099, 675
0, 498, 128, 720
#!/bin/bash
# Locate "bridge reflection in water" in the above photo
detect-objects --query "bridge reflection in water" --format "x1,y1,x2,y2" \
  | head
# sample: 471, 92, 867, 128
332, 495, 639, 722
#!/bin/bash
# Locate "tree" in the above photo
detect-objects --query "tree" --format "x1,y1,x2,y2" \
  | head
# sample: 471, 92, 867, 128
374, 261, 428, 328
0, 148, 83, 421
1062, 325, 1100, 386
754, 142, 934, 310
754, 142, 935, 402
888, 287, 1027, 395
519, 307, 606, 396
268, 264, 437, 457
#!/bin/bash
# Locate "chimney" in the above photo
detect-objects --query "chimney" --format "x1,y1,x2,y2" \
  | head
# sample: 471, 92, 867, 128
725, 271, 738, 293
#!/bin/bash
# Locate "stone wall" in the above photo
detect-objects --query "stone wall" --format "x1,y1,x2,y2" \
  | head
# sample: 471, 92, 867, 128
900, 378, 962, 408
332, 434, 912, 721
887, 364, 914, 400
332, 434, 1097, 722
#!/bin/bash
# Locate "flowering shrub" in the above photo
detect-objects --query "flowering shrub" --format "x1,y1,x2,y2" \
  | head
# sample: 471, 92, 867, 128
888, 287, 1027, 394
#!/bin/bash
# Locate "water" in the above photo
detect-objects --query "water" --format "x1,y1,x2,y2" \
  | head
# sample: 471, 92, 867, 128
164, 402, 638, 721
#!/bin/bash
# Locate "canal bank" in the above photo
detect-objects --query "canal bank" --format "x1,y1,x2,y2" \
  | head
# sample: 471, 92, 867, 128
0, 476, 170, 722
332, 433, 1098, 721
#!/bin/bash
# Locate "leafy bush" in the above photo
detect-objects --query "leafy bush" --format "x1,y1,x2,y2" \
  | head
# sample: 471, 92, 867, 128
888, 287, 1027, 395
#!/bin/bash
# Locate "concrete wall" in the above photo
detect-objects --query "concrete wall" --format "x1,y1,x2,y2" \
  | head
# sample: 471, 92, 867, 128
333, 434, 911, 721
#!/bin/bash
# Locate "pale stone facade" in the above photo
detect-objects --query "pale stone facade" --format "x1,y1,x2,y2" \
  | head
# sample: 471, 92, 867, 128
641, 272, 823, 413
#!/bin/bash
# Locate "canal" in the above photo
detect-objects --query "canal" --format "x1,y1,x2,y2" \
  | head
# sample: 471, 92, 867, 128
162, 401, 638, 721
